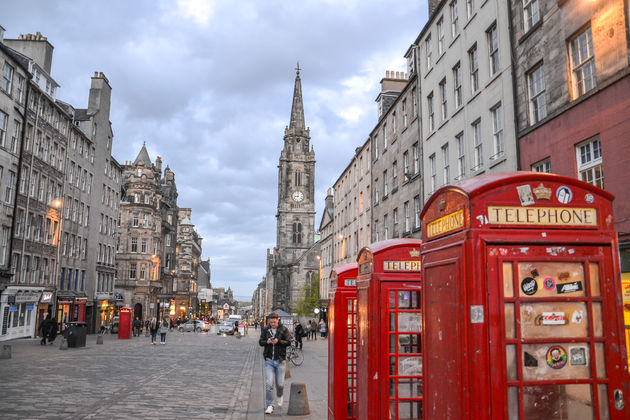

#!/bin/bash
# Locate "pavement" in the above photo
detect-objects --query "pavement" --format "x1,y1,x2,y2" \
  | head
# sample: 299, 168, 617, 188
0, 329, 328, 419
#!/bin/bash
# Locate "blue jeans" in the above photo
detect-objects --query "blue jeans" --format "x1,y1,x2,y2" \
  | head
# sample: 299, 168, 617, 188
160, 333, 166, 343
264, 358, 286, 407
151, 332, 157, 343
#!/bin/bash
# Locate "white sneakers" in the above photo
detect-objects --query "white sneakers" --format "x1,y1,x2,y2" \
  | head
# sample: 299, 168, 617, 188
265, 405, 274, 414
265, 396, 283, 414
277, 395, 283, 407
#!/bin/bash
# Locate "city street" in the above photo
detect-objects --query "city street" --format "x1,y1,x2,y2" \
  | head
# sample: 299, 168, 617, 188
0, 330, 328, 419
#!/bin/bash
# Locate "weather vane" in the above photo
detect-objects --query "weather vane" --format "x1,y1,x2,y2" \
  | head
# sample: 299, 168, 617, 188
296, 61, 301, 76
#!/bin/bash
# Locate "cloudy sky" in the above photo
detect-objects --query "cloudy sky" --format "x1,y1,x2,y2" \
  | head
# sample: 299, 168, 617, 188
3, 0, 428, 300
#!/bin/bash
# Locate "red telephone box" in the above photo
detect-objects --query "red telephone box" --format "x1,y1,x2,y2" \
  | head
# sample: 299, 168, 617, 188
118, 307, 132, 339
356, 239, 423, 420
328, 263, 359, 419
420, 172, 630, 419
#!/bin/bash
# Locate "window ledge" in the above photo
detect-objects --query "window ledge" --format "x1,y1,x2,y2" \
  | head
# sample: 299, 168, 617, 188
449, 33, 461, 49
489, 154, 507, 169
466, 89, 482, 105
518, 20, 543, 44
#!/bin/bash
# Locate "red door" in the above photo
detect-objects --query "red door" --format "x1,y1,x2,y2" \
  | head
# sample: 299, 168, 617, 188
487, 245, 629, 419
380, 282, 423, 420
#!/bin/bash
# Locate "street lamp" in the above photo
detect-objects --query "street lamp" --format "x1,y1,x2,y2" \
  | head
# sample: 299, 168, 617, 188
51, 199, 64, 321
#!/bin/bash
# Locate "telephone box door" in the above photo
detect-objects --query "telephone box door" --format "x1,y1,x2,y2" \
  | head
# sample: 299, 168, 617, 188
487, 244, 629, 419
380, 282, 423, 420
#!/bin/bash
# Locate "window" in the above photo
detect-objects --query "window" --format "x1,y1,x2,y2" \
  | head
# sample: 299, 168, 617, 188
439, 79, 447, 121
442, 143, 450, 184
487, 24, 499, 77
392, 161, 398, 190
413, 143, 420, 174
384, 214, 389, 240
143, 214, 148, 227
450, 1, 459, 37
374, 134, 379, 159
456, 132, 465, 180
427, 92, 435, 131
292, 222, 302, 244
0, 226, 9, 266
140, 264, 146, 280
5, 170, 15, 204
570, 27, 596, 98
374, 220, 380, 242
16, 75, 25, 103
531, 158, 551, 173
0, 111, 7, 148
402, 100, 409, 129
491, 103, 504, 158
166, 234, 171, 247
472, 119, 483, 170
131, 237, 138, 253
528, 64, 547, 124
437, 18, 445, 56
393, 208, 399, 236
2, 63, 13, 93
133, 213, 139, 227
425, 36, 433, 71
453, 63, 462, 108
374, 179, 379, 205
392, 111, 397, 136
403, 151, 410, 178
523, 0, 540, 32
429, 154, 437, 193
383, 123, 388, 150
129, 263, 137, 279
466, 0, 475, 18
11, 120, 20, 153
414, 196, 421, 229
383, 170, 388, 197
576, 137, 603, 188
141, 238, 147, 253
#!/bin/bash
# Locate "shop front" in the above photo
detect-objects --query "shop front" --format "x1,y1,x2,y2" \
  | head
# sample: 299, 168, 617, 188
97, 299, 116, 330
35, 291, 54, 337
56, 291, 87, 329
0, 287, 42, 340
420, 172, 630, 419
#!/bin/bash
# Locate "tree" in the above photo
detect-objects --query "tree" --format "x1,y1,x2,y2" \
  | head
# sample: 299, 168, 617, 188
295, 272, 320, 317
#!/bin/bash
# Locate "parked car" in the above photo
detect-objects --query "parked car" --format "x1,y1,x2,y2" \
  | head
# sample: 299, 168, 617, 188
217, 320, 237, 335
178, 320, 209, 332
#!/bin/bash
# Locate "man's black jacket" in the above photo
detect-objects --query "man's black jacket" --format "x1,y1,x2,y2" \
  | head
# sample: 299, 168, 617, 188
259, 323, 291, 360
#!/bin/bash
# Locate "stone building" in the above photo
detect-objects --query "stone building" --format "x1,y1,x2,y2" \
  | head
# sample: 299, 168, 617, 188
117, 145, 175, 321
0, 29, 34, 340
1, 32, 67, 340
266, 69, 320, 312
174, 208, 202, 319
56, 72, 122, 333
510, 0, 630, 276
418, 0, 517, 201
370, 71, 422, 243
317, 188, 334, 301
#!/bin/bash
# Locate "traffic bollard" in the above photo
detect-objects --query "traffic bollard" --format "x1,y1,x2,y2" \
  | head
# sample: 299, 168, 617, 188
0, 344, 11, 359
59, 337, 68, 350
287, 382, 310, 416
96, 335, 104, 344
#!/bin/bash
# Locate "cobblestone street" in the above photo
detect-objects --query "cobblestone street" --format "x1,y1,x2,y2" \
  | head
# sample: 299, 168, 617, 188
0, 331, 259, 419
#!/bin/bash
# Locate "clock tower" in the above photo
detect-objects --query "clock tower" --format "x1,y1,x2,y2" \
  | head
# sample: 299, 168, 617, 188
269, 66, 319, 311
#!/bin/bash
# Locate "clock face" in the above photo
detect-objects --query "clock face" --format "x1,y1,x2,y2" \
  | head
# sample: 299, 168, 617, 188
292, 190, 304, 202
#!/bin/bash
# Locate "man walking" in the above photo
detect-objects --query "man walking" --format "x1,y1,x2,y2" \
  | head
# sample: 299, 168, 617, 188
259, 312, 290, 415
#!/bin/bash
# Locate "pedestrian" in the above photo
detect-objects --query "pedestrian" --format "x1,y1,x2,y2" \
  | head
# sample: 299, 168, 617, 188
149, 317, 159, 345
259, 312, 290, 415
132, 317, 141, 337
144, 319, 150, 336
47, 317, 58, 345
294, 321, 304, 350
159, 318, 169, 344
39, 315, 51, 345
310, 319, 317, 340
319, 319, 328, 338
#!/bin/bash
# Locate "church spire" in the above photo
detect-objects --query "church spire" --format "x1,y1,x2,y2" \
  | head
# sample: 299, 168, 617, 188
289, 62, 305, 131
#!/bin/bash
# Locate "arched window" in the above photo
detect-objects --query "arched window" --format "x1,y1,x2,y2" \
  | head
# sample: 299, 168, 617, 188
294, 171, 302, 187
292, 222, 302, 244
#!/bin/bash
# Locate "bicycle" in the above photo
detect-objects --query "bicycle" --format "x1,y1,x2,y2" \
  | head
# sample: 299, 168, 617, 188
286, 341, 304, 366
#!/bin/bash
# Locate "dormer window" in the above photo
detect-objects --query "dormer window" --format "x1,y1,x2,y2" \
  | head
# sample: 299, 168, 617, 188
137, 169, 142, 177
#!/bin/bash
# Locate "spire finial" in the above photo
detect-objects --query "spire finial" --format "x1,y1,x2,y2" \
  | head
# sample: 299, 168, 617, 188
295, 61, 301, 76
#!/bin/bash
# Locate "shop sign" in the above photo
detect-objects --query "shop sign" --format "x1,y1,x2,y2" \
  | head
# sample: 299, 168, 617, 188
16, 292, 40, 303
488, 206, 597, 227
541, 312, 566, 325
26, 305, 34, 310
426, 209, 464, 238
7, 295, 15, 305
384, 261, 421, 272
40, 292, 53, 303
9, 306, 17, 311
